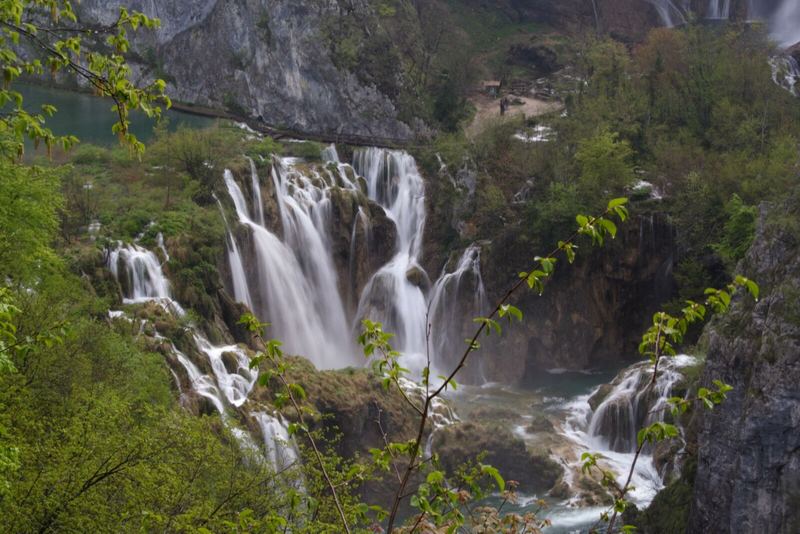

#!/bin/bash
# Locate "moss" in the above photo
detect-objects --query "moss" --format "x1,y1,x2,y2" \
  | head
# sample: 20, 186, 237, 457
624, 456, 697, 533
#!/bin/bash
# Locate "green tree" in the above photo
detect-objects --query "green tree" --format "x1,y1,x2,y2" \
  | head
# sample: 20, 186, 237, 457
575, 129, 635, 201
0, 0, 170, 157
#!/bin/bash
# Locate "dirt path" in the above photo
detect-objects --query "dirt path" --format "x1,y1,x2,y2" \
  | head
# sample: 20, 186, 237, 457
466, 93, 563, 138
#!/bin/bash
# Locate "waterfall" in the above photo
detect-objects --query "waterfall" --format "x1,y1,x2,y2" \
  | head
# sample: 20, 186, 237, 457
428, 245, 488, 380
587, 355, 696, 452
223, 164, 358, 369
107, 241, 296, 468
353, 148, 429, 373
216, 196, 253, 309
770, 0, 800, 48
770, 54, 800, 96
254, 412, 300, 472
707, 0, 732, 19
248, 157, 266, 226
645, 0, 687, 27
107, 242, 184, 315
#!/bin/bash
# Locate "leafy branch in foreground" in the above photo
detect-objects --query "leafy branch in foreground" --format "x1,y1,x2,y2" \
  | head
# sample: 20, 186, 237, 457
581, 275, 759, 534
361, 198, 630, 533
0, 1, 171, 157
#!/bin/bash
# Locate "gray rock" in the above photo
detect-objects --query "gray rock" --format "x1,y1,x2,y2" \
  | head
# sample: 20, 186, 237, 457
688, 202, 800, 533
76, 0, 413, 141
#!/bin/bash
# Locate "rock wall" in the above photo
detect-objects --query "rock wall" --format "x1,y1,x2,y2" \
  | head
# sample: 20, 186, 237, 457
476, 212, 676, 383
76, 0, 413, 141
687, 201, 800, 533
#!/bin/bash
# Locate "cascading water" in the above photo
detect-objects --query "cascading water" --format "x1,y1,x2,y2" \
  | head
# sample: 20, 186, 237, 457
107, 242, 184, 315
223, 162, 358, 369
645, 0, 687, 27
107, 240, 295, 468
559, 355, 697, 506
770, 54, 800, 96
428, 245, 488, 380
587, 355, 695, 452
770, 0, 800, 47
353, 148, 429, 373
707, 0, 732, 19
223, 148, 493, 381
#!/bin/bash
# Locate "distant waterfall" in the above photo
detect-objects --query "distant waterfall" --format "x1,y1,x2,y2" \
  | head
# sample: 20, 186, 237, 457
107, 241, 184, 315
770, 0, 800, 47
770, 55, 800, 96
587, 355, 696, 452
645, 0, 687, 27
707, 0, 732, 19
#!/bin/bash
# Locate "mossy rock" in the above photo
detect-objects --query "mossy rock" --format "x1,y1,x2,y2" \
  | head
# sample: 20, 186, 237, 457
431, 421, 562, 493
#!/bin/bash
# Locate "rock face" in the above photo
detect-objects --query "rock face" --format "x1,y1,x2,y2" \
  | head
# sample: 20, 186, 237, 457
687, 202, 800, 533
76, 0, 413, 141
478, 213, 676, 383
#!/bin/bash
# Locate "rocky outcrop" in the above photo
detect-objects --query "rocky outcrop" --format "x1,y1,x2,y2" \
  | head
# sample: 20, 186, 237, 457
76, 0, 413, 141
686, 201, 800, 533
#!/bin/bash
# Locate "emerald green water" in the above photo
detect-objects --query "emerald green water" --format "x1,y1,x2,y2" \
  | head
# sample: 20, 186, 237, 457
14, 83, 215, 148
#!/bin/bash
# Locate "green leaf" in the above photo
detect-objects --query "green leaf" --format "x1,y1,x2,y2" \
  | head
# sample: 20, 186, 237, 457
480, 464, 505, 491
608, 197, 629, 209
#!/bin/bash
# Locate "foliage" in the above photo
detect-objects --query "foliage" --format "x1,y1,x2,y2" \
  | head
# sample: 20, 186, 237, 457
0, 156, 62, 281
0, 0, 170, 157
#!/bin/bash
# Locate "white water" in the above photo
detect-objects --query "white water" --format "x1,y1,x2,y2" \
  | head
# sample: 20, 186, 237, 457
222, 149, 494, 382
107, 242, 184, 315
645, 0, 687, 27
560, 355, 697, 506
428, 245, 488, 380
223, 167, 357, 369
770, 54, 800, 96
588, 354, 695, 452
770, 0, 800, 47
351, 149, 430, 374
107, 241, 295, 468
707, 0, 732, 19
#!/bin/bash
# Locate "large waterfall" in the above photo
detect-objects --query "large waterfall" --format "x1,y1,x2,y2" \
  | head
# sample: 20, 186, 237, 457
641, 0, 800, 48
222, 148, 486, 377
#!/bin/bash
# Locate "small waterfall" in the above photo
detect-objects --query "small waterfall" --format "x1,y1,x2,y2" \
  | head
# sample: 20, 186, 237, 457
107, 242, 296, 469
353, 148, 429, 373
428, 245, 488, 380
587, 355, 696, 452
707, 0, 732, 19
107, 243, 184, 315
645, 0, 687, 27
248, 157, 266, 227
321, 143, 340, 163
254, 412, 300, 472
770, 54, 800, 96
217, 197, 253, 309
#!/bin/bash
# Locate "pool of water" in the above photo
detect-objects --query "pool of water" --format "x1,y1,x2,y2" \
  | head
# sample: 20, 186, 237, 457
12, 83, 215, 148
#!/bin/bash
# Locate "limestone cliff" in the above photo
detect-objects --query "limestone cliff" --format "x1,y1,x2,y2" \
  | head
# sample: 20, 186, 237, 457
687, 200, 800, 533
77, 0, 414, 141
